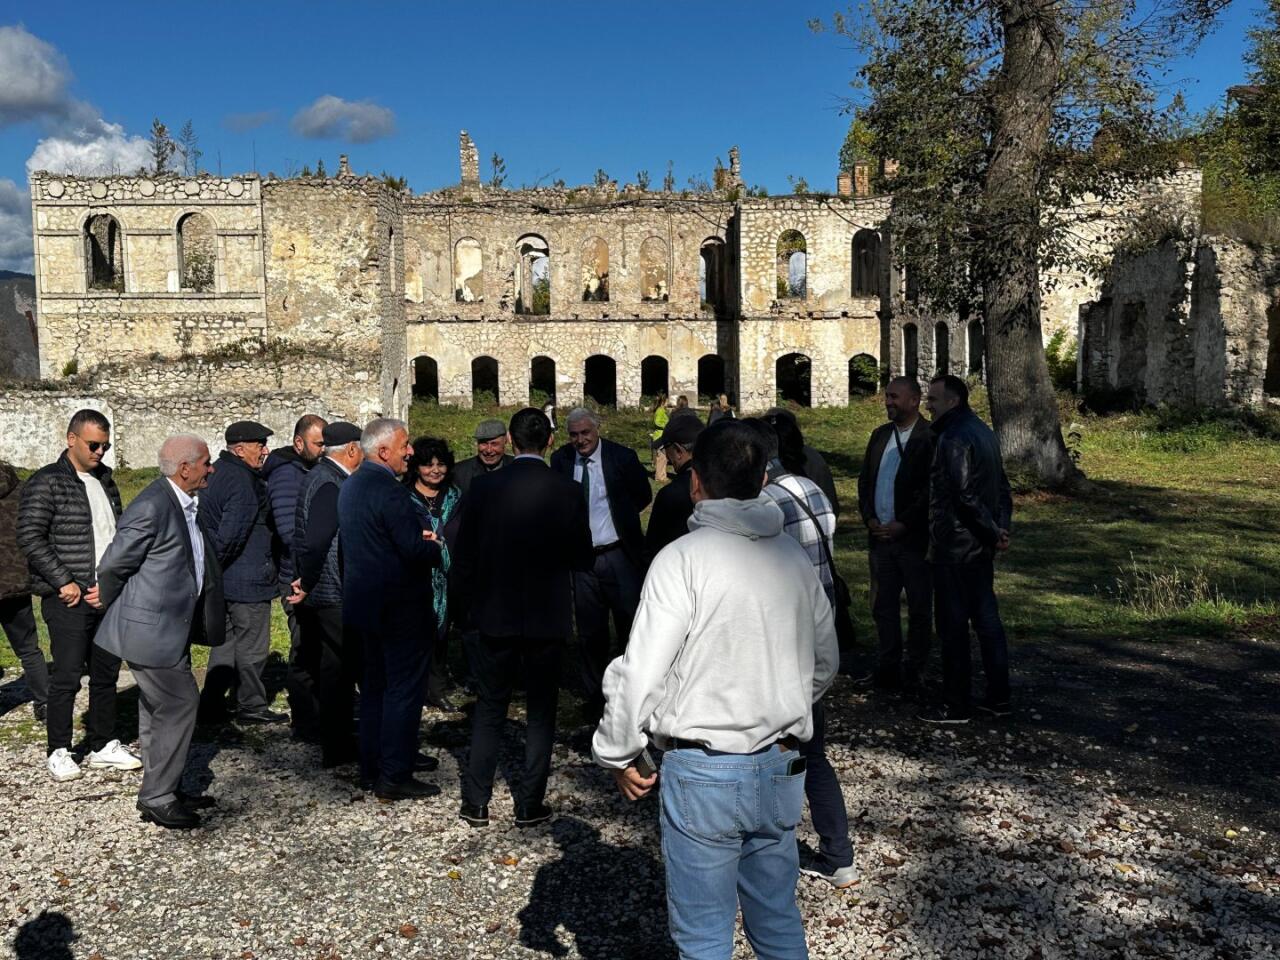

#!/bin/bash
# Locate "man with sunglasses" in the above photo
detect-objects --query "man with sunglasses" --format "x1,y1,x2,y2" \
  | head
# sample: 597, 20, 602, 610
17, 409, 140, 782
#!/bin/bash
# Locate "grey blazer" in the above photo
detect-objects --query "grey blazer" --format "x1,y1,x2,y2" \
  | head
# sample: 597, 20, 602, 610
95, 477, 226, 668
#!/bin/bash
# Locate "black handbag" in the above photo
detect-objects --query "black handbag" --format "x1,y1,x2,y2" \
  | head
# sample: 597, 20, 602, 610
776, 484, 856, 649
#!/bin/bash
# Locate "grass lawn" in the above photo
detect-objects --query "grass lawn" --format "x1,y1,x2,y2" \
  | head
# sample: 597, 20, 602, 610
5, 394, 1278, 679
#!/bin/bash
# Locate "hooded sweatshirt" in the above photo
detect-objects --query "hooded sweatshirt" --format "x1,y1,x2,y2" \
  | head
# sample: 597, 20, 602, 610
592, 493, 838, 768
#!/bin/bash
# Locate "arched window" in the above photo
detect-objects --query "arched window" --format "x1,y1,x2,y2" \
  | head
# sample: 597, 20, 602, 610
472, 355, 499, 406
454, 237, 484, 303
776, 353, 811, 407
849, 353, 878, 397
777, 230, 806, 299
935, 322, 950, 375
85, 214, 123, 291
584, 355, 617, 407
530, 356, 556, 404
967, 319, 985, 378
404, 238, 424, 303
411, 356, 438, 400
581, 237, 609, 302
641, 355, 669, 400
699, 237, 726, 310
177, 212, 215, 292
1267, 303, 1280, 395
902, 324, 919, 379
640, 236, 669, 302
697, 354, 726, 402
852, 229, 880, 297
515, 234, 550, 315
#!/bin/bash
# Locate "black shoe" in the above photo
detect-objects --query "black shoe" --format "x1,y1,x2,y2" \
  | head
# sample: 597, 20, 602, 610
414, 752, 440, 773
975, 700, 1012, 719
514, 802, 554, 827
917, 704, 971, 725
425, 695, 460, 713
374, 777, 441, 801
197, 707, 231, 726
176, 790, 216, 810
460, 802, 490, 827
235, 708, 289, 726
853, 672, 901, 692
32, 702, 47, 723
138, 799, 201, 830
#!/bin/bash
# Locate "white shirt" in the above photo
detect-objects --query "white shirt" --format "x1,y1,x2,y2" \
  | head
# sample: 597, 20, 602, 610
873, 420, 917, 525
167, 479, 205, 593
574, 446, 620, 547
77, 472, 117, 568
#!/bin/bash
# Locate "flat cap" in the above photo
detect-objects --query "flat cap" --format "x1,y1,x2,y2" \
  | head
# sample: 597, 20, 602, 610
322, 421, 361, 446
473, 418, 507, 441
659, 414, 704, 448
225, 420, 273, 444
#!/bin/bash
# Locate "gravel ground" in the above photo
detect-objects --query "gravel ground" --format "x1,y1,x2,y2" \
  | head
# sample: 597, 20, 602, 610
1, 671, 1277, 960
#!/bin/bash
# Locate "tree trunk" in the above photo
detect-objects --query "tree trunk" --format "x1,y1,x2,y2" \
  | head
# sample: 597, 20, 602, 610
981, 0, 1082, 487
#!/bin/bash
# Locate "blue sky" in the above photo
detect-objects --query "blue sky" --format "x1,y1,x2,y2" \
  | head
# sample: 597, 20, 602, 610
0, 0, 1268, 270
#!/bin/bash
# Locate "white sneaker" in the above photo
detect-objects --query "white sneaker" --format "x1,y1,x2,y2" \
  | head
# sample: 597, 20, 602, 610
800, 862, 859, 889
85, 739, 142, 771
47, 748, 83, 782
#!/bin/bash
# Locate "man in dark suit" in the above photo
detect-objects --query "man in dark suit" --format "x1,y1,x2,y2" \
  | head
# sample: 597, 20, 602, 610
338, 418, 442, 800
550, 407, 652, 725
89, 435, 225, 830
857, 377, 935, 695
644, 414, 703, 556
454, 407, 593, 828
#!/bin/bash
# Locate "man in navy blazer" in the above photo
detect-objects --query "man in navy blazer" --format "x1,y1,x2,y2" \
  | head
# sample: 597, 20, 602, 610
549, 407, 652, 725
90, 434, 225, 830
338, 417, 441, 801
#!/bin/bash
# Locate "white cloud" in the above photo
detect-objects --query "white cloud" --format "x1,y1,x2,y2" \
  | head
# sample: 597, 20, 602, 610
26, 121, 151, 177
291, 95, 395, 143
0, 178, 33, 273
0, 25, 72, 127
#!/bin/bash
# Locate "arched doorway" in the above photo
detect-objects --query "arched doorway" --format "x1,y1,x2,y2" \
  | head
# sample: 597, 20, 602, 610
902, 324, 919, 380
584, 355, 617, 407
697, 354, 726, 403
641, 355, 669, 401
852, 229, 880, 297
412, 356, 438, 400
530, 356, 556, 405
472, 356, 499, 406
935, 322, 950, 375
776, 353, 811, 407
848, 353, 878, 398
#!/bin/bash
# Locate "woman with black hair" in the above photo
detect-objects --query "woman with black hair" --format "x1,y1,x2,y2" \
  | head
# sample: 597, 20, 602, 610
405, 436, 465, 712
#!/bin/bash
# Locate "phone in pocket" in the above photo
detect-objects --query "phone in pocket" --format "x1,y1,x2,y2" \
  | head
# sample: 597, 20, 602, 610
786, 755, 808, 776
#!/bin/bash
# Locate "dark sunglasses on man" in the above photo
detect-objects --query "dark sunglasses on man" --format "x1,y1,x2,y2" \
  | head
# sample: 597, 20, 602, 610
86, 440, 111, 453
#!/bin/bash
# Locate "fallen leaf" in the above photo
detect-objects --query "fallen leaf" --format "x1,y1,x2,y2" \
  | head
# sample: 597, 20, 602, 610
1118, 822, 1135, 833
399, 923, 419, 939
998, 820, 1012, 830
292, 936, 307, 946
1124, 723, 1139, 733
447, 869, 462, 880
237, 919, 251, 928
499, 855, 519, 866
826, 916, 846, 928
1225, 829, 1239, 839
1057, 840, 1076, 854
1116, 863, 1136, 874
485, 920, 501, 934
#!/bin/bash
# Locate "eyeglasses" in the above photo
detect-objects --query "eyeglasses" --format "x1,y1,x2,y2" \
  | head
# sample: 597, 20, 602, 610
86, 441, 111, 453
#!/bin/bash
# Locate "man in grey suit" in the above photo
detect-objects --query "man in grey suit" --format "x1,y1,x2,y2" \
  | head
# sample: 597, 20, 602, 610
88, 435, 225, 830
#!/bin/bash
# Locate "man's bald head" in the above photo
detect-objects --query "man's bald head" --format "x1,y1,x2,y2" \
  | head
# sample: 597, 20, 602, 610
884, 376, 923, 425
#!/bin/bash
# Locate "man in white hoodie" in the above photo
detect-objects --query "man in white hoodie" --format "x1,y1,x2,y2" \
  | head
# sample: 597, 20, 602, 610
593, 420, 839, 960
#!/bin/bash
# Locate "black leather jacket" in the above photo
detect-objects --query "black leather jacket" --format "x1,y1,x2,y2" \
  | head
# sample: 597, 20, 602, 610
927, 407, 1012, 564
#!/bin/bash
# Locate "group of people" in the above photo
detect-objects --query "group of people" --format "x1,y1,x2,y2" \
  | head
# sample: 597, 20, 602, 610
0, 372, 1012, 958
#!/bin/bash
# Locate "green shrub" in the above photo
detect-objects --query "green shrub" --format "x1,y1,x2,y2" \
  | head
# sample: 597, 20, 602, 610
1044, 329, 1077, 392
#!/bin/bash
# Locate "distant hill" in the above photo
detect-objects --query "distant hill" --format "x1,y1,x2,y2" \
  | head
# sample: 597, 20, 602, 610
0, 270, 34, 281
0, 273, 39, 380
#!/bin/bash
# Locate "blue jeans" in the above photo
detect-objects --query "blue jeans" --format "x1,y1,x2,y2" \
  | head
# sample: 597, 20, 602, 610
660, 745, 808, 960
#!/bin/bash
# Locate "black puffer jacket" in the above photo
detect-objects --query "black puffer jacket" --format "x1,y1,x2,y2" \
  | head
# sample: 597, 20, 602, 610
16, 451, 123, 596
0, 461, 31, 600
928, 406, 1012, 565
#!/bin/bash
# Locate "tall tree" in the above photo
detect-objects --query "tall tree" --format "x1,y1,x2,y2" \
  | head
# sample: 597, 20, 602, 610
149, 118, 175, 176
816, 0, 1226, 486
177, 120, 202, 176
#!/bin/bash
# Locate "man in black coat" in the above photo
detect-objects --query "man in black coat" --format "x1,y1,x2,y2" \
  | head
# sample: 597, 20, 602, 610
644, 414, 703, 557
198, 420, 284, 726
339, 418, 442, 800
16, 409, 136, 782
550, 407, 652, 725
856, 377, 935, 694
0, 459, 47, 722
454, 407, 593, 828
918, 375, 1014, 726
452, 418, 514, 495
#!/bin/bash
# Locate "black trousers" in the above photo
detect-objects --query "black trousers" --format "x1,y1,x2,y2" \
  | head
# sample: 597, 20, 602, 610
933, 559, 1011, 711
868, 539, 933, 685
462, 636, 560, 809
295, 603, 358, 762
800, 699, 853, 869
0, 595, 48, 706
573, 548, 643, 721
356, 604, 429, 785
40, 596, 119, 755
281, 588, 312, 738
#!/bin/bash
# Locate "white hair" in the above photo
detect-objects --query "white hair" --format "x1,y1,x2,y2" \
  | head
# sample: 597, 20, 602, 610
360, 417, 407, 456
158, 434, 208, 477
565, 407, 600, 428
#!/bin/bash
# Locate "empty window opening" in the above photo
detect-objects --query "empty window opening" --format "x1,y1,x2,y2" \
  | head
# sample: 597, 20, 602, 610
516, 234, 550, 315
699, 237, 726, 310
776, 230, 807, 300
968, 319, 985, 377
178, 212, 215, 292
530, 356, 557, 405
697, 354, 726, 403
584, 354, 617, 407
641, 355, 669, 401
581, 237, 610, 302
902, 324, 919, 380
86, 214, 123, 291
472, 355, 499, 406
776, 353, 811, 407
412, 356, 438, 401
1115, 301, 1148, 395
852, 229, 880, 297
849, 353, 878, 398
640, 236, 669, 302
1267, 302, 1280, 395
454, 237, 484, 303
935, 322, 950, 375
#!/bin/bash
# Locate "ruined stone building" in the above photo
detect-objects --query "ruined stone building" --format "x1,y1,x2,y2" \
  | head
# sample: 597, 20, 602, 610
0, 133, 1224, 467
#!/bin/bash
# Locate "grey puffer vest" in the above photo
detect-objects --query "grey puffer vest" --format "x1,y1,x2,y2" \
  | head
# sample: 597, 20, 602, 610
294, 457, 348, 608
